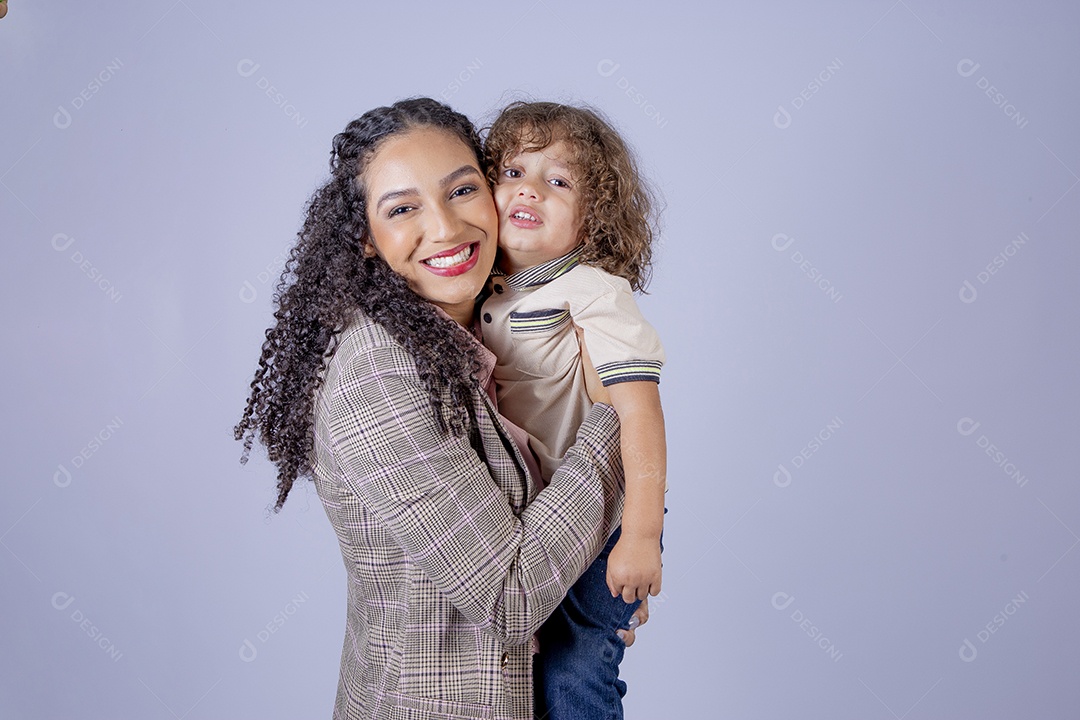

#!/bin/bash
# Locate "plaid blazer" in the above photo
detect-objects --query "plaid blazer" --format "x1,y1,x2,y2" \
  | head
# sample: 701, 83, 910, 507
311, 313, 625, 720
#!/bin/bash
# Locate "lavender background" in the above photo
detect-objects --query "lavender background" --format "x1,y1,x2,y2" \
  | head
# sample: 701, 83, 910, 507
3, 1, 1078, 718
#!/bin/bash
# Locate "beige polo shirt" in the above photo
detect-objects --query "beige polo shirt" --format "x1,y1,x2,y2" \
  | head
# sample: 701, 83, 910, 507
480, 247, 665, 482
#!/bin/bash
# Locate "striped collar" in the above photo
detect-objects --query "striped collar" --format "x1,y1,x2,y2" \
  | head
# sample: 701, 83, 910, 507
497, 246, 584, 290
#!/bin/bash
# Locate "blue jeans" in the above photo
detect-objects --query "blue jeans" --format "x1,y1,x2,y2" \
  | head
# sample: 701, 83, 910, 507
534, 525, 644, 720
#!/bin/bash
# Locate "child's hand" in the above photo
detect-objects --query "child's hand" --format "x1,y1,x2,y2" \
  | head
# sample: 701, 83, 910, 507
606, 532, 662, 603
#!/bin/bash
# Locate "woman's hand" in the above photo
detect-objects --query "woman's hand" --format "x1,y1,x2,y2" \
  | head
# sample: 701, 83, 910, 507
575, 323, 611, 406
617, 597, 649, 647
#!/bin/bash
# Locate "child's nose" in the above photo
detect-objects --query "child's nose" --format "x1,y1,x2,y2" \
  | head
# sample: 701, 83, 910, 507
518, 181, 542, 200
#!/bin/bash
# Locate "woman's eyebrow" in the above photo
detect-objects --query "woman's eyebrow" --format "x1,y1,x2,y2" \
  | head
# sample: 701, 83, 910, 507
375, 166, 480, 211
440, 164, 481, 186
375, 188, 415, 211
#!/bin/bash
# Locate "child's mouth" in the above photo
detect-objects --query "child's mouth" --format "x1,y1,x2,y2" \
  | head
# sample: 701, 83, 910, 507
508, 206, 542, 228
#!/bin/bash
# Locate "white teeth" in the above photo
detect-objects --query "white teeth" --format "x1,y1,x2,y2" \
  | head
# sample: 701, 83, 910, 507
423, 244, 474, 268
512, 211, 538, 222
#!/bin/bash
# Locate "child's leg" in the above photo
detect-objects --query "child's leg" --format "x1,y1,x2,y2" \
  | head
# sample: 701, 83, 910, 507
535, 525, 640, 720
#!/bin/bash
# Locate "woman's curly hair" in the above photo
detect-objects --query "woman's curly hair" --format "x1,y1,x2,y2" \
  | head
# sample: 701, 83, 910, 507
235, 98, 488, 511
483, 101, 658, 291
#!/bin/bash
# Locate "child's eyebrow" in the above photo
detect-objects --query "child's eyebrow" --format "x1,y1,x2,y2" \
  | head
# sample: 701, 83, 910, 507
543, 157, 577, 180
541, 150, 576, 175
503, 153, 575, 176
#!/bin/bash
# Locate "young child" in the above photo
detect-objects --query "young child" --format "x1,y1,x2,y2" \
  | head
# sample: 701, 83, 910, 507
481, 101, 666, 719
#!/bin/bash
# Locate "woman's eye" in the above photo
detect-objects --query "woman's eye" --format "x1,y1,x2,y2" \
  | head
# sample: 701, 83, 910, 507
387, 205, 413, 218
451, 184, 477, 198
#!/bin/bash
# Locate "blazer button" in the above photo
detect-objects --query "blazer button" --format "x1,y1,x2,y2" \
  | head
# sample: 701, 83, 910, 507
500, 651, 509, 668
493, 284, 504, 294
483, 313, 492, 323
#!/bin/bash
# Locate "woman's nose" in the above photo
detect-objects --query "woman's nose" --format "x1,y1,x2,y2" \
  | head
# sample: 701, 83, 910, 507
426, 203, 465, 242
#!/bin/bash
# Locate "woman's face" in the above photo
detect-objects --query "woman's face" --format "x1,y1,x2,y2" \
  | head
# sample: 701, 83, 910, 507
362, 126, 498, 325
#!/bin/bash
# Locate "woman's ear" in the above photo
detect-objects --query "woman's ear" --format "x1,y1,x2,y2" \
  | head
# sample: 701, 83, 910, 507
362, 239, 378, 258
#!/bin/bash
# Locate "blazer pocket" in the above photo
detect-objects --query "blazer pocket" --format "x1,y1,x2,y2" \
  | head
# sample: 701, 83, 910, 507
508, 308, 571, 335
388, 692, 494, 720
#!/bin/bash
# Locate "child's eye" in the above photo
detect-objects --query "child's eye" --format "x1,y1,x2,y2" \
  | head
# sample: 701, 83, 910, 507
502, 168, 522, 179
549, 177, 571, 189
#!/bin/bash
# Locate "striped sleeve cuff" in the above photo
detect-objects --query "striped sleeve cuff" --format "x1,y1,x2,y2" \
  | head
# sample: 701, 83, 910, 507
595, 360, 662, 386
508, 308, 571, 334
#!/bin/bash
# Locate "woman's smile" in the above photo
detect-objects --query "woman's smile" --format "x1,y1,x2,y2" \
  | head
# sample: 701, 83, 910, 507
421, 242, 480, 275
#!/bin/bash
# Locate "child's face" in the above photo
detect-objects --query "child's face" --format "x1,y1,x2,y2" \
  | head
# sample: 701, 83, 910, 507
494, 140, 583, 273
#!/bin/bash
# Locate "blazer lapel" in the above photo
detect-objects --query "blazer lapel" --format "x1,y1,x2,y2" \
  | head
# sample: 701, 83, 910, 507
474, 391, 531, 515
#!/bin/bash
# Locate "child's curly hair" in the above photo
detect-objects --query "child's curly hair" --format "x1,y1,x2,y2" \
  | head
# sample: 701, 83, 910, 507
484, 101, 658, 292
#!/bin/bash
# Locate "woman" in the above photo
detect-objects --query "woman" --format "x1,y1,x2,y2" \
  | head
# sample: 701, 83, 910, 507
235, 98, 639, 720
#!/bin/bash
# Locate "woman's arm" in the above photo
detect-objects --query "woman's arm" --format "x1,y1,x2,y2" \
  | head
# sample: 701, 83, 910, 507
327, 341, 624, 646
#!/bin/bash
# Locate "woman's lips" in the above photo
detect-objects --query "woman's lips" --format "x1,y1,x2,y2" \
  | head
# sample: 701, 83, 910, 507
508, 205, 543, 229
420, 242, 480, 277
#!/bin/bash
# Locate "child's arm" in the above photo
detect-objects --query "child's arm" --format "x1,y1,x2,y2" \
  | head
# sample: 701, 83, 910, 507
605, 380, 666, 603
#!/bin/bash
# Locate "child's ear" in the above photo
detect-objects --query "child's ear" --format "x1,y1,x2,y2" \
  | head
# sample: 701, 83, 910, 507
576, 222, 590, 246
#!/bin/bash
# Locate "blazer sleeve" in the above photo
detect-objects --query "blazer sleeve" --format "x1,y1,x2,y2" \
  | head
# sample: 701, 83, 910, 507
327, 341, 624, 646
